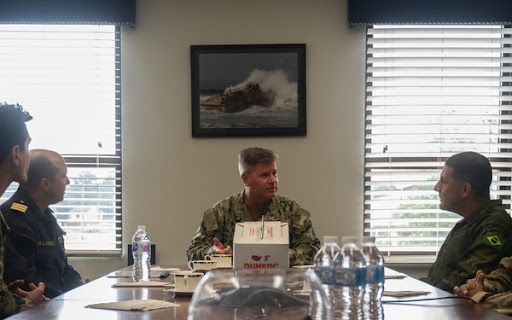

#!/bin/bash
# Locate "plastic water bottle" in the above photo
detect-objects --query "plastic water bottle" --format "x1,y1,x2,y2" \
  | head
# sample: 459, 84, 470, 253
361, 237, 384, 320
336, 236, 366, 320
132, 225, 151, 281
313, 236, 342, 318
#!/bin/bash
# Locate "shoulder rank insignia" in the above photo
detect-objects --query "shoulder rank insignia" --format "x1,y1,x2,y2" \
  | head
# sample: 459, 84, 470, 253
483, 231, 504, 250
10, 202, 28, 213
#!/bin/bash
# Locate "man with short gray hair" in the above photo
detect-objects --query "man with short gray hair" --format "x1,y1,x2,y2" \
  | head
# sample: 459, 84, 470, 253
187, 147, 320, 266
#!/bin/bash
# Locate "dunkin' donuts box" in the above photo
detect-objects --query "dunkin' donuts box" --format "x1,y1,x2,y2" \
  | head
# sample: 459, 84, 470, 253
233, 221, 289, 270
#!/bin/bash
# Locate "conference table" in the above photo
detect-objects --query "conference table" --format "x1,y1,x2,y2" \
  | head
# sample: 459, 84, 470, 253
7, 267, 511, 320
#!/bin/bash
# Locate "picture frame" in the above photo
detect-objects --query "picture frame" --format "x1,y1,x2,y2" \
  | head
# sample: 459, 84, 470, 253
191, 44, 306, 137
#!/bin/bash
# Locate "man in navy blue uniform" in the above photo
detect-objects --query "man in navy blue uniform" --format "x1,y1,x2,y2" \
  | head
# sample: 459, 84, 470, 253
1, 149, 83, 298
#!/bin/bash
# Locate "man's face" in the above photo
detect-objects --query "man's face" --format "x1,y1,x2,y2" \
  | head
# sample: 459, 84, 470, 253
242, 162, 278, 201
434, 165, 466, 213
15, 136, 31, 183
47, 156, 70, 204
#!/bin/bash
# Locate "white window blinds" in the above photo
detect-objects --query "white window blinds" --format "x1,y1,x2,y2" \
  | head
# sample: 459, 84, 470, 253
0, 25, 121, 255
365, 25, 512, 255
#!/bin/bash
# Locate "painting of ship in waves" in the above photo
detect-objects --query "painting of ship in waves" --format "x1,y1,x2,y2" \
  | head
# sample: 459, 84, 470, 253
191, 44, 306, 137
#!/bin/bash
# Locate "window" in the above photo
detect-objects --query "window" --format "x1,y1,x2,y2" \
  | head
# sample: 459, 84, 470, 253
364, 25, 512, 256
0, 24, 121, 255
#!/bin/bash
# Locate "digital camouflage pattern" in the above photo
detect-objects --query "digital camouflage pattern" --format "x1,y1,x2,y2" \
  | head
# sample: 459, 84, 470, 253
425, 200, 512, 292
0, 212, 31, 319
186, 192, 320, 266
471, 257, 512, 313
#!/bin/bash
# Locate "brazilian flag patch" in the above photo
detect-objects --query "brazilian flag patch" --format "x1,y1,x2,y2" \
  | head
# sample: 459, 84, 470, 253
483, 231, 505, 250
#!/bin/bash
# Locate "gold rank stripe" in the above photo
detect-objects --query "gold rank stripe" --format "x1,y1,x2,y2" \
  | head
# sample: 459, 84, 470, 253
10, 203, 28, 213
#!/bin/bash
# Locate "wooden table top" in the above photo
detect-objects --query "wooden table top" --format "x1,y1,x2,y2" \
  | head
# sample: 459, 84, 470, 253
6, 268, 511, 320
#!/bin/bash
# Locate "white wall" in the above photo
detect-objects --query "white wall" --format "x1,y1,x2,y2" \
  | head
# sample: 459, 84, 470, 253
71, 0, 368, 280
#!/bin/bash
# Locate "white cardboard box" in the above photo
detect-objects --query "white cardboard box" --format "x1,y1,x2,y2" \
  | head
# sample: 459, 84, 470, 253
233, 221, 289, 270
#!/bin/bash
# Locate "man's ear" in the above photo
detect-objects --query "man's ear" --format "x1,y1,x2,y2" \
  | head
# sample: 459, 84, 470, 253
241, 172, 249, 186
10, 145, 21, 166
40, 178, 50, 191
461, 182, 472, 198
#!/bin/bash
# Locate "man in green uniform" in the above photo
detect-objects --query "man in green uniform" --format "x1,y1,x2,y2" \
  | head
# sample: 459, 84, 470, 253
186, 147, 320, 266
454, 257, 512, 314
0, 103, 46, 318
424, 151, 512, 292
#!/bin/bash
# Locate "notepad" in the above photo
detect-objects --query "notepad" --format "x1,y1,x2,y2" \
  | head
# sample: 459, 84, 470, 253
86, 299, 179, 311
112, 281, 171, 288
383, 290, 430, 297
108, 267, 180, 279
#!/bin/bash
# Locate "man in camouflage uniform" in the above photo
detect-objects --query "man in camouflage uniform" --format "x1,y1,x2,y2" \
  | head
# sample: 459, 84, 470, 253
0, 103, 46, 318
454, 257, 512, 314
186, 147, 320, 266
424, 152, 512, 292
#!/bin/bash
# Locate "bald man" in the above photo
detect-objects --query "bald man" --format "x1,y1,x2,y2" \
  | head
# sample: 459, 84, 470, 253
0, 149, 83, 298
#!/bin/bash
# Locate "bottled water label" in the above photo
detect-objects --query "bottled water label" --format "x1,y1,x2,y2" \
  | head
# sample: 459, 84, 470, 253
366, 265, 384, 284
132, 242, 150, 253
314, 266, 336, 285
335, 267, 366, 287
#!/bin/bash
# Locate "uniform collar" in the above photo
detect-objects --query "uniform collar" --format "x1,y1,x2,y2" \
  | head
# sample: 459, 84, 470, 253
14, 187, 53, 216
462, 199, 502, 226
235, 191, 278, 222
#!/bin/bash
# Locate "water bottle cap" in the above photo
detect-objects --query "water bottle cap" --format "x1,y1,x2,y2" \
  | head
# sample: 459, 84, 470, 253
323, 235, 339, 244
137, 225, 146, 231
363, 236, 375, 244
341, 236, 357, 244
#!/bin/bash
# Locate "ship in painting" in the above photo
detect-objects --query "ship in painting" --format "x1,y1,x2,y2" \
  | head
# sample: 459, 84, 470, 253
200, 82, 270, 113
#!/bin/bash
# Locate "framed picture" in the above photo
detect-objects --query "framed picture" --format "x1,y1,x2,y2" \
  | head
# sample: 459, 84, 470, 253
191, 44, 306, 137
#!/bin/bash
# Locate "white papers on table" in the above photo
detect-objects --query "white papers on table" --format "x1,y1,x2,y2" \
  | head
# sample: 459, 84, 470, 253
112, 281, 170, 288
86, 299, 179, 311
383, 291, 430, 297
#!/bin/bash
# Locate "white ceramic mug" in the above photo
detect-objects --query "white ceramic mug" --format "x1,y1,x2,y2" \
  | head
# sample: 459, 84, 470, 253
204, 254, 232, 268
188, 260, 217, 272
174, 272, 203, 292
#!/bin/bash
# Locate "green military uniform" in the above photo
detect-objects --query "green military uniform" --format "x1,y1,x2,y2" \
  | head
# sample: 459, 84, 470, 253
186, 192, 320, 266
426, 200, 512, 292
471, 257, 512, 314
0, 209, 31, 319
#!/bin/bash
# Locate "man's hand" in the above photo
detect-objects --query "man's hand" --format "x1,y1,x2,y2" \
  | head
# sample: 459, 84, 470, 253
454, 270, 485, 298
17, 282, 48, 305
212, 237, 232, 254
7, 279, 25, 294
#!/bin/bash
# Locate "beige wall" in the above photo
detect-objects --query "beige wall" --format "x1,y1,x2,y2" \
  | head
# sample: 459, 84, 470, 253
71, 0, 368, 280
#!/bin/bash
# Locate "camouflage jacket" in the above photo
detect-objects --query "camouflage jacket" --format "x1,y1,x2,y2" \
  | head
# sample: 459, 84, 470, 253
471, 257, 512, 313
186, 192, 320, 266
426, 200, 512, 292
0, 210, 31, 319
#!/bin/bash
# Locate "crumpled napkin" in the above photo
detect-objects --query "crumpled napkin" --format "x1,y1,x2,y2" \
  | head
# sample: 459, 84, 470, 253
112, 281, 170, 288
86, 299, 179, 311
383, 290, 430, 297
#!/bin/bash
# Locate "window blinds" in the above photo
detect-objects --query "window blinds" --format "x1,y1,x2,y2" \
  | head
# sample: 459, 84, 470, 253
364, 25, 512, 254
0, 24, 122, 255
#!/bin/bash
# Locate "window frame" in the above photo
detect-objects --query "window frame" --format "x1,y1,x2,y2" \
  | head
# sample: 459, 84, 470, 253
363, 24, 512, 258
